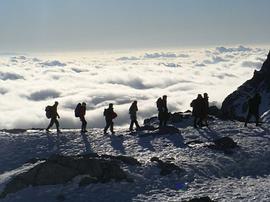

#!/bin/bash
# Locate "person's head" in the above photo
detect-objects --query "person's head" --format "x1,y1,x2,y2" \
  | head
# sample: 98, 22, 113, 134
163, 95, 167, 100
82, 102, 86, 106
197, 94, 203, 99
203, 93, 208, 98
54, 101, 59, 106
133, 100, 137, 105
109, 103, 113, 108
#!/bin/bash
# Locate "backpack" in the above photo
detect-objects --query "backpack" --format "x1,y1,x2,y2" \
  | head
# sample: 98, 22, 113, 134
156, 98, 163, 109
75, 103, 81, 117
103, 108, 108, 116
112, 112, 117, 119
45, 106, 53, 119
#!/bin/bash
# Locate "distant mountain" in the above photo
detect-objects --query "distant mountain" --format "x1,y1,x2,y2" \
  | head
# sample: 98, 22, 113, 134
221, 51, 270, 121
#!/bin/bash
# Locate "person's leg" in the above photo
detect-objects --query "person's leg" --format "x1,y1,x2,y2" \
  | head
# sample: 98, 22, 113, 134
46, 118, 54, 130
104, 120, 110, 133
245, 112, 251, 127
158, 112, 162, 127
193, 116, 198, 128
129, 120, 134, 131
110, 121, 114, 134
81, 117, 87, 132
255, 112, 260, 126
135, 120, 140, 129
55, 119, 60, 132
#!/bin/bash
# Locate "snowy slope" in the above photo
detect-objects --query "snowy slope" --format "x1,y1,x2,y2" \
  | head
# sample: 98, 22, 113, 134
1, 117, 270, 202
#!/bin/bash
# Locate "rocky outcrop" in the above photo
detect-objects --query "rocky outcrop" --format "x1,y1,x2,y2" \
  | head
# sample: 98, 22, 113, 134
207, 137, 238, 153
0, 154, 133, 198
150, 157, 185, 176
221, 51, 270, 120
0, 129, 27, 134
183, 196, 215, 202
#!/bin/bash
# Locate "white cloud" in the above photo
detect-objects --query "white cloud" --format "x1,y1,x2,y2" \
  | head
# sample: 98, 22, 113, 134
39, 60, 66, 67
216, 45, 252, 53
0, 72, 24, 80
0, 46, 267, 129
28, 89, 61, 101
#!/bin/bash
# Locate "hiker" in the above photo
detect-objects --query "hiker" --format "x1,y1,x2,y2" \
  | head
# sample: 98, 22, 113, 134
104, 103, 117, 134
46, 101, 61, 133
245, 93, 261, 127
75, 102, 87, 132
156, 95, 169, 127
129, 101, 140, 131
190, 94, 204, 128
202, 93, 209, 127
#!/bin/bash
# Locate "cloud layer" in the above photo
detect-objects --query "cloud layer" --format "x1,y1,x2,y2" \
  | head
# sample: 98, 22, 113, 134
0, 46, 268, 129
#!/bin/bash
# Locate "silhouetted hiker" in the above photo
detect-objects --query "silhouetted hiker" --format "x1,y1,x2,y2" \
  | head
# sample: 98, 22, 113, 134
156, 95, 169, 127
45, 101, 61, 133
75, 102, 87, 132
129, 101, 140, 131
190, 94, 204, 128
202, 93, 209, 127
245, 93, 261, 127
104, 103, 117, 134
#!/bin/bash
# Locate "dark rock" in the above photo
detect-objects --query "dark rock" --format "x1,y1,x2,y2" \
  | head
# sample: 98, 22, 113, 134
170, 112, 192, 123
183, 196, 214, 202
1, 129, 27, 134
221, 51, 270, 120
143, 116, 158, 125
208, 106, 220, 116
101, 155, 141, 166
207, 137, 238, 151
79, 176, 98, 187
0, 155, 128, 198
150, 157, 184, 176
138, 125, 157, 131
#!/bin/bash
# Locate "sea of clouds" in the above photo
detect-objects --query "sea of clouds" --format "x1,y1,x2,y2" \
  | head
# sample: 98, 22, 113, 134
0, 46, 268, 129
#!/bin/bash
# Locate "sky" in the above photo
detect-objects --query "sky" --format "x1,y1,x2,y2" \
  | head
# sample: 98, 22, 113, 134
0, 0, 270, 52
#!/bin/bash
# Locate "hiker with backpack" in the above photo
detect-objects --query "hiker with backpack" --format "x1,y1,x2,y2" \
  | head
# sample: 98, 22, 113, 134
129, 101, 140, 131
45, 101, 61, 133
190, 94, 204, 128
75, 102, 87, 133
156, 95, 169, 127
202, 93, 209, 127
245, 93, 261, 127
104, 103, 117, 134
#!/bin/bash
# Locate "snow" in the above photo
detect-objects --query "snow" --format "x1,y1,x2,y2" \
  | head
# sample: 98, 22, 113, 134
1, 117, 270, 201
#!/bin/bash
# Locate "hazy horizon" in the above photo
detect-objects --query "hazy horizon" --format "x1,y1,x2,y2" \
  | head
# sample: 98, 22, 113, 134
1, 0, 270, 52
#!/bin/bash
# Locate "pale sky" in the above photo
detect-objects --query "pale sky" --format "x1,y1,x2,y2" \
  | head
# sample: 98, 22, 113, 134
0, 0, 270, 52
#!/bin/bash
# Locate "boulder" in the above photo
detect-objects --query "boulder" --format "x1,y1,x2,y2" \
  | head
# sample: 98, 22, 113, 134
79, 176, 98, 187
183, 196, 214, 202
208, 106, 220, 116
0, 155, 128, 198
150, 157, 184, 176
207, 137, 238, 152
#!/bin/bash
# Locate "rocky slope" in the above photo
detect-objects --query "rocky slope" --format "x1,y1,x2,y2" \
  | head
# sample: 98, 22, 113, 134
221, 50, 270, 121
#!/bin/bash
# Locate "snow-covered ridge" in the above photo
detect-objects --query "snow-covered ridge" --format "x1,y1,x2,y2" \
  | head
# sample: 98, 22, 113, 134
1, 116, 270, 201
